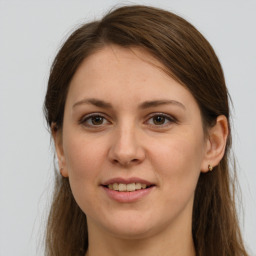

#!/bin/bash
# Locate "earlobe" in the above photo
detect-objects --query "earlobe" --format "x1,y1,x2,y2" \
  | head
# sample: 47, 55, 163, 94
201, 115, 229, 173
51, 123, 69, 177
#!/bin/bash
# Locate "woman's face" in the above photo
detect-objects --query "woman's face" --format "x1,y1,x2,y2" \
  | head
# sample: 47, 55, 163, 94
56, 45, 210, 239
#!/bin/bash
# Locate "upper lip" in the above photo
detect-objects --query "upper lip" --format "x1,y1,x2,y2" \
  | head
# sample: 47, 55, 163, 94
101, 177, 154, 186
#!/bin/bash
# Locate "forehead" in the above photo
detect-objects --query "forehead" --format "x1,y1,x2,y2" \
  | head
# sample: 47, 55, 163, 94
66, 45, 196, 109
72, 45, 168, 83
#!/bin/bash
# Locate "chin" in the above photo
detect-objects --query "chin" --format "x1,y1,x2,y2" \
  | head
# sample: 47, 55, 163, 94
98, 211, 161, 240
107, 224, 155, 240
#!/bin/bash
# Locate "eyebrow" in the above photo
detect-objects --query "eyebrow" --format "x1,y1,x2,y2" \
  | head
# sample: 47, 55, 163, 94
139, 100, 186, 110
73, 98, 112, 109
72, 98, 186, 110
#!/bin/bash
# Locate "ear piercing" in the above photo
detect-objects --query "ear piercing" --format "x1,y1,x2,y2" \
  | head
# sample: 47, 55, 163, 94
208, 164, 213, 171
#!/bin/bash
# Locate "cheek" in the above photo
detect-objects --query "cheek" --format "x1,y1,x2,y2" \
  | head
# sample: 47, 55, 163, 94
153, 133, 204, 169
150, 133, 204, 198
63, 133, 106, 183
62, 134, 108, 213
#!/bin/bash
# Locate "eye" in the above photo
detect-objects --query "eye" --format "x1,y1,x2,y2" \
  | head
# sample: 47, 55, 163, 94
152, 116, 167, 125
146, 113, 176, 127
80, 114, 110, 127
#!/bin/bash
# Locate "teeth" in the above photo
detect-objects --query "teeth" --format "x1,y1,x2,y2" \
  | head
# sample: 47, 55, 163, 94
135, 183, 142, 190
127, 183, 135, 191
119, 184, 126, 192
107, 182, 149, 192
113, 183, 119, 191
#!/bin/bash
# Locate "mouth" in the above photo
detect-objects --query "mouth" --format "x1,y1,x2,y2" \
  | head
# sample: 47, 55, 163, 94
102, 182, 155, 192
101, 178, 155, 202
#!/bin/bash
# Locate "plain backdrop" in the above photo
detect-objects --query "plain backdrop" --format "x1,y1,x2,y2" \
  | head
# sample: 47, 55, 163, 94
0, 1, 255, 255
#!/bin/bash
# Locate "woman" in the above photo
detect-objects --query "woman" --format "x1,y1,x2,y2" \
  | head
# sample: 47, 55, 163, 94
44, 5, 249, 256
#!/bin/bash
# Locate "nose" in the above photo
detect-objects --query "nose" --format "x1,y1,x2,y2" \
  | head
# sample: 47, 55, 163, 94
108, 125, 146, 167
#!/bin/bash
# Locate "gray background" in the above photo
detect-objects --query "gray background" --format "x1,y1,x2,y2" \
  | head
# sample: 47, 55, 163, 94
0, 0, 255, 255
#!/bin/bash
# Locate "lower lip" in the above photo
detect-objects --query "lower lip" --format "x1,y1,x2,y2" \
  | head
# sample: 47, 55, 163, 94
102, 186, 155, 203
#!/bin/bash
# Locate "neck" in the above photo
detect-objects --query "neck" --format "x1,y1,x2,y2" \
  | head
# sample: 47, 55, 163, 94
85, 211, 196, 256
86, 234, 195, 256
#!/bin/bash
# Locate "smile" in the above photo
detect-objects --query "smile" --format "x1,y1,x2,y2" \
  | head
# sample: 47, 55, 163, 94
106, 183, 150, 192
101, 178, 155, 202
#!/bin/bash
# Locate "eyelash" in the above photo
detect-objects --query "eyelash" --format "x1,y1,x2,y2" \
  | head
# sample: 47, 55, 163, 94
79, 113, 177, 129
146, 113, 177, 128
79, 113, 110, 128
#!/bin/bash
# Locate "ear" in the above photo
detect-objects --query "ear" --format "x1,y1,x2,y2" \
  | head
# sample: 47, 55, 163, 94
51, 123, 69, 177
201, 115, 229, 173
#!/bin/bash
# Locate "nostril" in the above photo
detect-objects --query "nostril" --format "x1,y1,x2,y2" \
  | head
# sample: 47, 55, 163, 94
112, 158, 140, 166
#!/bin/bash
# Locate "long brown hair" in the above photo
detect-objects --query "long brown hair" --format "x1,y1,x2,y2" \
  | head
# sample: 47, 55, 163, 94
44, 5, 248, 256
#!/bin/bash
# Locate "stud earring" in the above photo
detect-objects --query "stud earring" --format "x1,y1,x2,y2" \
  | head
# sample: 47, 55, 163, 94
60, 167, 64, 176
208, 164, 213, 171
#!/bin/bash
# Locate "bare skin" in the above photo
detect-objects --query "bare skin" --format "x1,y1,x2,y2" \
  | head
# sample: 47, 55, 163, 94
53, 45, 228, 256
